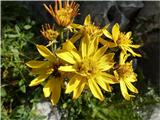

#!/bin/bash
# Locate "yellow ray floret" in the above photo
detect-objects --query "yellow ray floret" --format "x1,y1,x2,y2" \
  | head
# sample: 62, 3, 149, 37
44, 0, 79, 27
69, 14, 110, 44
114, 51, 138, 100
102, 23, 141, 57
26, 45, 63, 105
56, 37, 117, 101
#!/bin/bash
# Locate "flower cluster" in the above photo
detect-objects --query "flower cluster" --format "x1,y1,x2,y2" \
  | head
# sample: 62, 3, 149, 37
26, 0, 141, 105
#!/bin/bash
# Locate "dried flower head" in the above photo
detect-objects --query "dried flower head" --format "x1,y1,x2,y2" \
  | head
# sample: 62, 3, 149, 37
44, 0, 79, 27
41, 24, 59, 42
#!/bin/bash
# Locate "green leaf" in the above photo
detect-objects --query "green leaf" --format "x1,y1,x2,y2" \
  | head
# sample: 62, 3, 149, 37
23, 25, 32, 30
0, 87, 7, 97
18, 79, 26, 93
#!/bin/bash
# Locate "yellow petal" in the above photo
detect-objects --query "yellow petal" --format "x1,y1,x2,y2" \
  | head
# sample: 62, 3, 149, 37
126, 32, 132, 39
36, 45, 56, 62
124, 80, 138, 93
80, 34, 89, 58
88, 78, 104, 101
99, 72, 118, 84
112, 23, 120, 42
84, 14, 91, 25
103, 24, 110, 29
56, 50, 76, 64
126, 75, 137, 82
120, 80, 134, 100
31, 67, 53, 75
93, 45, 108, 60
26, 60, 48, 68
129, 44, 141, 48
71, 23, 83, 29
70, 50, 81, 62
95, 77, 112, 92
29, 74, 49, 87
103, 29, 112, 39
114, 70, 119, 80
43, 77, 55, 97
58, 66, 76, 72
65, 75, 81, 93
50, 78, 61, 106
119, 51, 130, 65
69, 33, 82, 43
97, 54, 115, 71
98, 53, 115, 63
62, 40, 77, 51
125, 47, 141, 57
87, 39, 96, 56
99, 38, 116, 48
73, 80, 86, 99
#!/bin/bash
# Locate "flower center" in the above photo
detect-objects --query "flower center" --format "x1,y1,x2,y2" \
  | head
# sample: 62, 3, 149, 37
50, 63, 61, 77
117, 64, 133, 79
117, 33, 132, 45
84, 24, 101, 37
76, 58, 97, 77
57, 7, 73, 21
46, 29, 59, 40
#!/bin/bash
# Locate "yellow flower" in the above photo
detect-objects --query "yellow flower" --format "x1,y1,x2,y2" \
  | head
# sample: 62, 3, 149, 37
26, 45, 63, 105
41, 24, 59, 42
102, 23, 141, 57
69, 15, 110, 43
56, 36, 117, 101
114, 51, 138, 100
44, 0, 79, 27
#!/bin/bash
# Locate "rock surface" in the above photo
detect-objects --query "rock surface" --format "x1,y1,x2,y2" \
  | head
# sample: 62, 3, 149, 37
32, 101, 61, 120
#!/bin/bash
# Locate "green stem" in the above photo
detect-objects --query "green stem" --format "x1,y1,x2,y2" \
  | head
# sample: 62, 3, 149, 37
67, 29, 70, 40
51, 43, 54, 52
51, 42, 57, 52
60, 31, 64, 44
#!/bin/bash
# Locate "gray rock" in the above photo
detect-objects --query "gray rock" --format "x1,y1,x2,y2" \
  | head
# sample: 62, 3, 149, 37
138, 1, 160, 19
32, 101, 61, 120
149, 104, 160, 120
